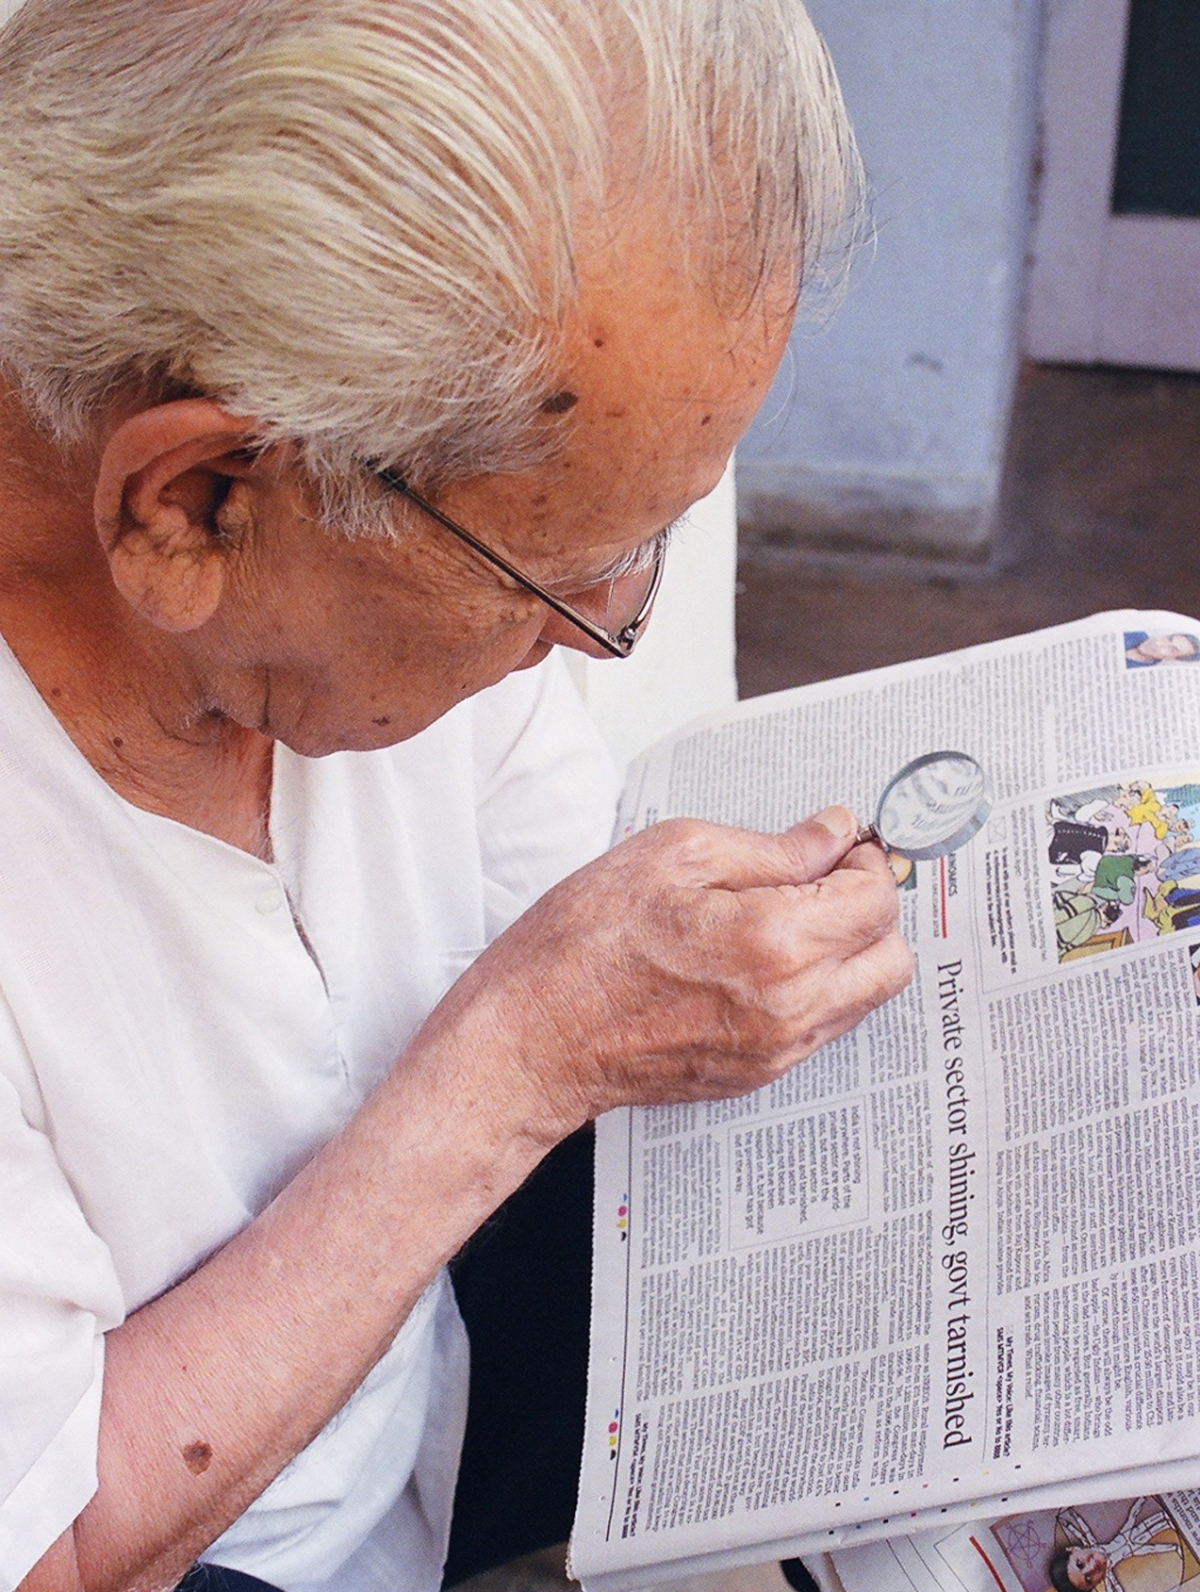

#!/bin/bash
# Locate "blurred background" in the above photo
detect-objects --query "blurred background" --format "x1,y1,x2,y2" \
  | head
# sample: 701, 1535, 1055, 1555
736, 0, 1200, 700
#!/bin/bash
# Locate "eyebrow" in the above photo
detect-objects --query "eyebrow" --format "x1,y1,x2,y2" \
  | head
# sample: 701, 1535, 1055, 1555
543, 517, 683, 595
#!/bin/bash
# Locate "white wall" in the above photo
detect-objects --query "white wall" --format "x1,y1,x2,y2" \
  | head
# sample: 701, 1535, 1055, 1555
0, 0, 738, 768
567, 467, 737, 771
738, 0, 1044, 567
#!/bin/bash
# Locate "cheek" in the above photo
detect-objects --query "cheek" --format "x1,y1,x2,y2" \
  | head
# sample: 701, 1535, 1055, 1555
355, 563, 538, 656
408, 600, 551, 697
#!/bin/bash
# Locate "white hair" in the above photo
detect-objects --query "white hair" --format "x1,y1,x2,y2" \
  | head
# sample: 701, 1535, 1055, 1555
0, 0, 863, 531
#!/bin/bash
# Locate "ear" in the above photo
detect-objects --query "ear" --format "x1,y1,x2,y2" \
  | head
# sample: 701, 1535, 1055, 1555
94, 399, 264, 633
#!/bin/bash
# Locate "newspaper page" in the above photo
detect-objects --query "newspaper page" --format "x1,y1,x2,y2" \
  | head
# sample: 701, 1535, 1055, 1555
571, 612, 1200, 1591
835, 1489, 1200, 1592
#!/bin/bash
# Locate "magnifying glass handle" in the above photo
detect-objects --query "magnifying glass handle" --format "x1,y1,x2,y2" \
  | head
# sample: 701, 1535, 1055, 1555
856, 823, 883, 847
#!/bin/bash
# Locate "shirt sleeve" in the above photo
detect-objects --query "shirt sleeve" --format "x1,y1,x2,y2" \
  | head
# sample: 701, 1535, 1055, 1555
0, 1017, 125, 1591
470, 654, 620, 940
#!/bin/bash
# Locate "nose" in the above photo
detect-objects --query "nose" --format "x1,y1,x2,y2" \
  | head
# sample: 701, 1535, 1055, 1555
535, 608, 621, 661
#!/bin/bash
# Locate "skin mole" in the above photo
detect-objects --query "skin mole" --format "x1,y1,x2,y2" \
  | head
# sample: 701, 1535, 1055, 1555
372, 715, 390, 727
539, 389, 578, 414
182, 1440, 213, 1475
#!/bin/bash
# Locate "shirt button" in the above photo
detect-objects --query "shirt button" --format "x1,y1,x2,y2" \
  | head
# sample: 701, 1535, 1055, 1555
256, 885, 287, 915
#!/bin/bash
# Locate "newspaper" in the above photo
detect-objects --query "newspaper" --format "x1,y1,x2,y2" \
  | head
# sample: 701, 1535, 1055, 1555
570, 611, 1200, 1592
834, 1490, 1200, 1592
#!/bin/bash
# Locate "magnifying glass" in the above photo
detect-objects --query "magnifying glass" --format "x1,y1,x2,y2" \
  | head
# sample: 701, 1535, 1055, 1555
856, 751, 992, 861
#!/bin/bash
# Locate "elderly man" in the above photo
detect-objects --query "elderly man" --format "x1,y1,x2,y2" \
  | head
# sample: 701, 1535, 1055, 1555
0, 3, 911, 1590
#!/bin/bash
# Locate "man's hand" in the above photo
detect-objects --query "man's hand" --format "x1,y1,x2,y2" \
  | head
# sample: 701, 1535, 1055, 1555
417, 806, 913, 1144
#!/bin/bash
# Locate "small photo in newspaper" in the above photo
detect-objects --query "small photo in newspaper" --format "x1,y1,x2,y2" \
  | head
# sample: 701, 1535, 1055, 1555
1047, 779, 1200, 961
1124, 632, 1200, 670
989, 1494, 1195, 1592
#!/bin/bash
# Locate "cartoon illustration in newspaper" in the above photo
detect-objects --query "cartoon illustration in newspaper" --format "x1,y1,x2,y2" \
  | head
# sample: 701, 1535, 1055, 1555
988, 1495, 1195, 1591
891, 853, 917, 892
1047, 780, 1200, 961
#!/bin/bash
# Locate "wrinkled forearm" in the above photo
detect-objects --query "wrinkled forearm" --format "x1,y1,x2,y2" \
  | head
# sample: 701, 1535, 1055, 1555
53, 1022, 549, 1592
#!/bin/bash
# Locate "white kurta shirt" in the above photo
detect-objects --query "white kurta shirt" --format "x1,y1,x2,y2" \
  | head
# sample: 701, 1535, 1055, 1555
0, 638, 618, 1592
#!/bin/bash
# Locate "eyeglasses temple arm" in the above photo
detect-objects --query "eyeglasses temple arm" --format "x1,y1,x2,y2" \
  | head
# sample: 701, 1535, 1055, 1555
374, 467, 634, 658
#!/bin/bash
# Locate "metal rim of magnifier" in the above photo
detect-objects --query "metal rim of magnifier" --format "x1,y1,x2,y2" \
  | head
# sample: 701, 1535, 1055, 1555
873, 750, 993, 861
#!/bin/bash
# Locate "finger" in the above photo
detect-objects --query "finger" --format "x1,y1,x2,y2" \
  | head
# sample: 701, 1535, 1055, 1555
778, 928, 916, 1063
836, 836, 900, 879
646, 806, 863, 892
770, 865, 901, 958
828, 926, 916, 1018
710, 866, 901, 1007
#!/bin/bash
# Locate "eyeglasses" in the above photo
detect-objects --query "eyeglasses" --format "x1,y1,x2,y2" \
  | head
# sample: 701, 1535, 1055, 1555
372, 466, 666, 659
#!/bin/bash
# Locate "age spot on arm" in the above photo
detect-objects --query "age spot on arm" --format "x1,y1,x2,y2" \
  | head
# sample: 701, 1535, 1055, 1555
182, 1441, 213, 1475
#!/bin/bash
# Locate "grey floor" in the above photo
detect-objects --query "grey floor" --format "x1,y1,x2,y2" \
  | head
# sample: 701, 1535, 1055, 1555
737, 362, 1200, 696
466, 363, 1200, 1592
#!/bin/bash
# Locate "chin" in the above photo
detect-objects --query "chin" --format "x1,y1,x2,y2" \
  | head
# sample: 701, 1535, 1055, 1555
273, 710, 426, 758
274, 646, 538, 756
288, 686, 489, 756
336, 722, 429, 755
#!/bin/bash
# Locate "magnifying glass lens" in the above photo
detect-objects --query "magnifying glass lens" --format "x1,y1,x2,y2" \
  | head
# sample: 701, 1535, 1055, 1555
873, 752, 991, 860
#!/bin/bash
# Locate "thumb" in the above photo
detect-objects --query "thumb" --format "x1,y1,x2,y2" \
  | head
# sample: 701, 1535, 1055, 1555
668, 805, 862, 892
777, 805, 863, 882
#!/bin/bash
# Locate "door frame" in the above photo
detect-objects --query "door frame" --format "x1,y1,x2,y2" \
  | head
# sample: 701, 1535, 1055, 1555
1026, 0, 1200, 370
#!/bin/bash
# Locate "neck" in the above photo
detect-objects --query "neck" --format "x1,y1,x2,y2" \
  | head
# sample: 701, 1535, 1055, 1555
0, 392, 274, 856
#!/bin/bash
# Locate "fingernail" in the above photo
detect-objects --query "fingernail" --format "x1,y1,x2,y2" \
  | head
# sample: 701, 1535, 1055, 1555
811, 805, 859, 841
